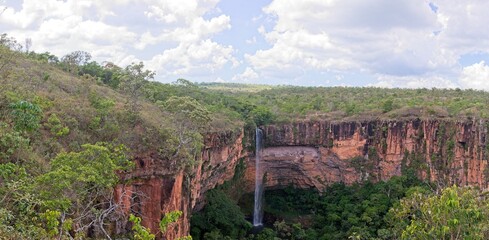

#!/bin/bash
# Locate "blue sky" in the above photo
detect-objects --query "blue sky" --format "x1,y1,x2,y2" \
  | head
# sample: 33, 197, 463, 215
1, 0, 489, 89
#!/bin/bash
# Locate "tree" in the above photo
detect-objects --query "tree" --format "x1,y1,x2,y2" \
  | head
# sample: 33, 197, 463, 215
174, 78, 197, 88
35, 143, 132, 238
382, 99, 394, 113
159, 210, 183, 233
0, 34, 20, 77
24, 38, 32, 53
79, 61, 104, 79
0, 122, 30, 162
9, 100, 43, 132
161, 96, 211, 168
129, 210, 189, 240
119, 62, 155, 117
388, 185, 489, 239
0, 163, 47, 238
250, 106, 274, 126
129, 214, 155, 240
32, 51, 59, 64
273, 220, 307, 240
190, 189, 251, 239
101, 61, 124, 88
61, 51, 92, 72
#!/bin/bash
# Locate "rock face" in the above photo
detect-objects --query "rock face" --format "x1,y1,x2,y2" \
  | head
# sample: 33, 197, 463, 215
243, 119, 489, 192
116, 118, 489, 238
114, 130, 244, 239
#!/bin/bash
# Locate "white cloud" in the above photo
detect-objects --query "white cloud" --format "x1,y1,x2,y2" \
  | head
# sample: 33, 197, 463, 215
246, 29, 352, 73
147, 39, 236, 78
4, 0, 489, 87
434, 1, 489, 51
136, 0, 236, 80
143, 0, 219, 25
215, 77, 226, 83
247, 0, 444, 78
373, 75, 458, 89
0, 0, 124, 28
0, 0, 235, 83
459, 61, 489, 90
136, 14, 230, 49
244, 0, 489, 87
5, 15, 138, 67
232, 67, 259, 82
246, 36, 257, 44
0, 0, 138, 64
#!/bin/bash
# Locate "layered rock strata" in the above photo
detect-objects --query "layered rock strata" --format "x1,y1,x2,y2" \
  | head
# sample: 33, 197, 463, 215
243, 119, 488, 192
114, 130, 244, 239
117, 118, 489, 238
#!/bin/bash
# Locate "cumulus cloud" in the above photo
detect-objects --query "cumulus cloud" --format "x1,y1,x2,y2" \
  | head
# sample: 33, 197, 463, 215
0, 0, 235, 82
143, 0, 220, 24
245, 0, 489, 87
0, 0, 139, 66
135, 0, 232, 54
136, 14, 230, 49
373, 74, 458, 89
146, 39, 237, 78
4, 0, 489, 87
247, 0, 446, 82
434, 1, 489, 52
232, 67, 259, 82
459, 61, 489, 90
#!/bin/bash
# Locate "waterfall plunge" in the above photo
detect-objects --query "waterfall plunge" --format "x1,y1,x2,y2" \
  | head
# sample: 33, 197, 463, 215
253, 128, 264, 226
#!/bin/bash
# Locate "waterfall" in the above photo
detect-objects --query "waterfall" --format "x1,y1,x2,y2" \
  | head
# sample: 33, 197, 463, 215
253, 128, 264, 226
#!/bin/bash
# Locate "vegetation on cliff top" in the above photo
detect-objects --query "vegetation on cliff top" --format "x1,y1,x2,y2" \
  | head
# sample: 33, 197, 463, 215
3, 32, 489, 239
199, 82, 489, 123
0, 34, 214, 238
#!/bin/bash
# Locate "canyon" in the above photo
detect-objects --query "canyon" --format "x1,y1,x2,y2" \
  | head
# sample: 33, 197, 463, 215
116, 118, 489, 238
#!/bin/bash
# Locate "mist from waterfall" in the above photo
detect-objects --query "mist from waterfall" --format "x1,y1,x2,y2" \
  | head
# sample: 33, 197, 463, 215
253, 128, 264, 226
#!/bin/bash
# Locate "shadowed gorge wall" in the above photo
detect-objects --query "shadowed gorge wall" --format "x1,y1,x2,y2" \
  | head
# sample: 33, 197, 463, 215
117, 118, 489, 238
114, 130, 244, 239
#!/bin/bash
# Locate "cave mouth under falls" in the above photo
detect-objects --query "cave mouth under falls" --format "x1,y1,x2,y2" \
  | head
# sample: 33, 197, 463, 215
253, 128, 264, 226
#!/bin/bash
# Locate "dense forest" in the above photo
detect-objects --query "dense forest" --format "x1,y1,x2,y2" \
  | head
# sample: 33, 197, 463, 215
192, 177, 489, 239
2, 33, 489, 240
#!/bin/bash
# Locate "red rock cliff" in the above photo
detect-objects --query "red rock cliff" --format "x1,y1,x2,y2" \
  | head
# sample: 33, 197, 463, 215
244, 119, 489, 192
115, 118, 489, 239
114, 129, 244, 239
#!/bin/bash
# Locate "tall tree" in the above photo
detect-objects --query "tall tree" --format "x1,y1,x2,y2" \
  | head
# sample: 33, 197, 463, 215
161, 96, 211, 168
35, 143, 132, 239
60, 51, 92, 74
388, 185, 489, 239
119, 62, 155, 118
0, 34, 20, 77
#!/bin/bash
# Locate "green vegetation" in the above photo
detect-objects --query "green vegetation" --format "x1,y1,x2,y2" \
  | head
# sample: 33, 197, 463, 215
191, 189, 252, 240
4, 32, 489, 239
6, 31, 488, 129
193, 177, 413, 239
256, 176, 424, 240
199, 83, 489, 123
0, 142, 132, 238
0, 34, 222, 238
129, 210, 190, 240
388, 185, 489, 239
194, 179, 489, 240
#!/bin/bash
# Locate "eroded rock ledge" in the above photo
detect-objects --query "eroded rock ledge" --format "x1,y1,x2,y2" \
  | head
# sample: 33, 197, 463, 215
243, 119, 489, 193
118, 118, 489, 238
114, 129, 244, 239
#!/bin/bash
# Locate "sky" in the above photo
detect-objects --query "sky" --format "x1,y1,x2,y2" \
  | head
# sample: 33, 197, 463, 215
1, 0, 489, 89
